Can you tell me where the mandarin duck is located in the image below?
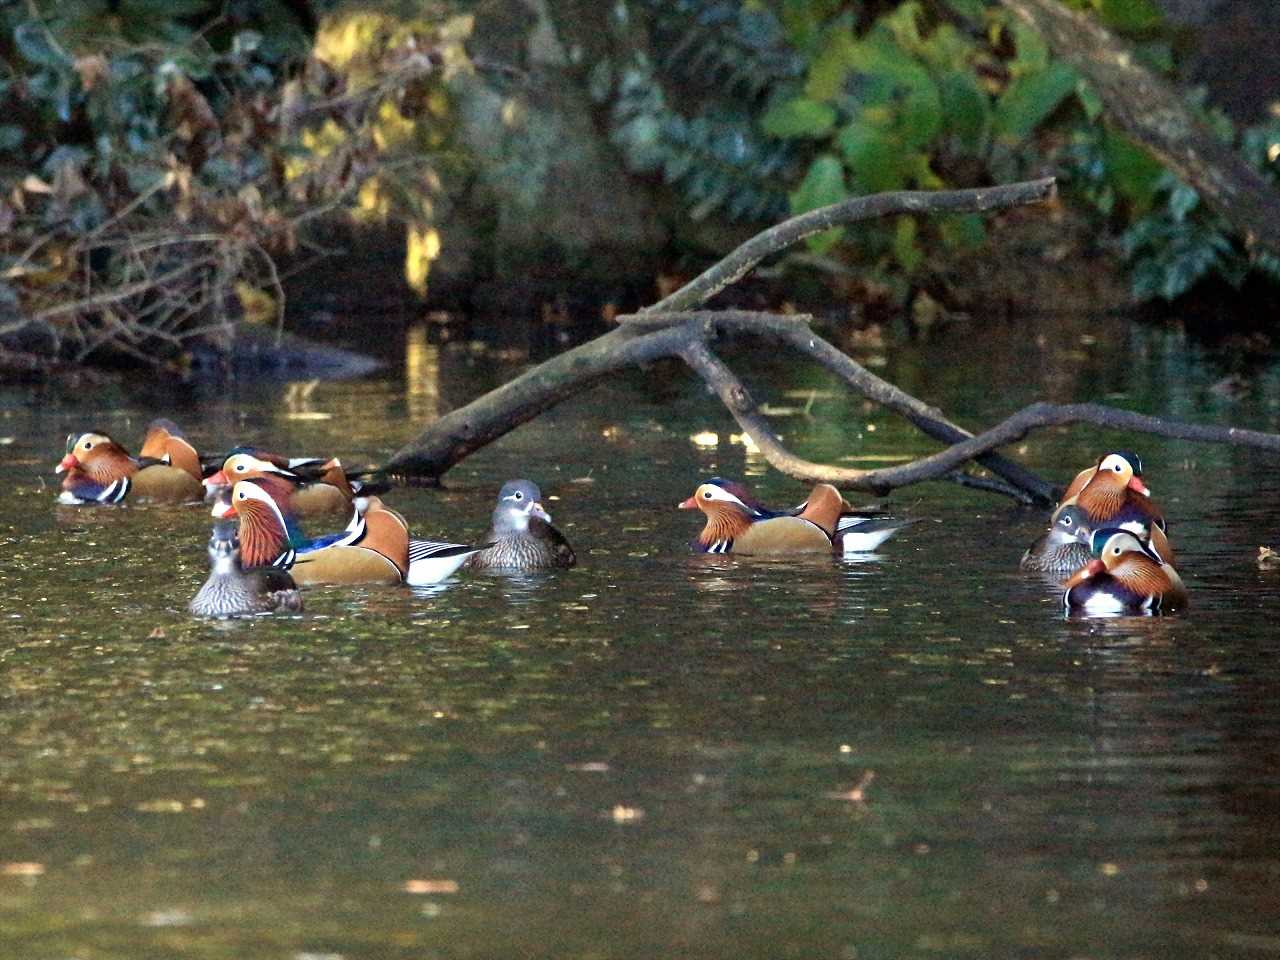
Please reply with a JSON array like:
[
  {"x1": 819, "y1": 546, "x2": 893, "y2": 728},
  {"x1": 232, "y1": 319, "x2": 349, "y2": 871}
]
[
  {"x1": 1063, "y1": 527, "x2": 1187, "y2": 615},
  {"x1": 679, "y1": 479, "x2": 910, "y2": 555},
  {"x1": 341, "y1": 492, "x2": 492, "y2": 586},
  {"x1": 216, "y1": 477, "x2": 408, "y2": 586},
  {"x1": 700, "y1": 477, "x2": 913, "y2": 554},
  {"x1": 204, "y1": 450, "x2": 390, "y2": 517},
  {"x1": 1019, "y1": 504, "x2": 1094, "y2": 574},
  {"x1": 55, "y1": 419, "x2": 204, "y2": 504},
  {"x1": 464, "y1": 480, "x2": 576, "y2": 572},
  {"x1": 189, "y1": 521, "x2": 303, "y2": 618},
  {"x1": 1024, "y1": 451, "x2": 1174, "y2": 569}
]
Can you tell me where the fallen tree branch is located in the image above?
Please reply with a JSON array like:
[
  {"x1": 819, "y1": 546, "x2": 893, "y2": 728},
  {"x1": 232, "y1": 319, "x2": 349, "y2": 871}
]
[
  {"x1": 998, "y1": 0, "x2": 1280, "y2": 255},
  {"x1": 647, "y1": 178, "x2": 1057, "y2": 312},
  {"x1": 385, "y1": 175, "x2": 1280, "y2": 502}
]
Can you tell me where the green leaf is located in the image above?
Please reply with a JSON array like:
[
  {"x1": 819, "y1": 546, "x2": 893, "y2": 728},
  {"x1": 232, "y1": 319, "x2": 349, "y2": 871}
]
[
  {"x1": 878, "y1": 2, "x2": 926, "y2": 54},
  {"x1": 939, "y1": 214, "x2": 987, "y2": 249},
  {"x1": 893, "y1": 215, "x2": 922, "y2": 272},
  {"x1": 0, "y1": 125, "x2": 24, "y2": 152},
  {"x1": 1097, "y1": 0, "x2": 1164, "y2": 32},
  {"x1": 1103, "y1": 131, "x2": 1164, "y2": 214},
  {"x1": 1008, "y1": 21, "x2": 1050, "y2": 76},
  {"x1": 1076, "y1": 80, "x2": 1104, "y2": 121},
  {"x1": 790, "y1": 153, "x2": 848, "y2": 253},
  {"x1": 994, "y1": 62, "x2": 1078, "y2": 143},
  {"x1": 940, "y1": 0, "x2": 987, "y2": 22},
  {"x1": 13, "y1": 22, "x2": 68, "y2": 69},
  {"x1": 897, "y1": 74, "x2": 944, "y2": 150},
  {"x1": 1134, "y1": 40, "x2": 1174, "y2": 73},
  {"x1": 761, "y1": 97, "x2": 837, "y2": 138},
  {"x1": 804, "y1": 26, "x2": 857, "y2": 101},
  {"x1": 836, "y1": 122, "x2": 906, "y2": 193},
  {"x1": 939, "y1": 71, "x2": 989, "y2": 149}
]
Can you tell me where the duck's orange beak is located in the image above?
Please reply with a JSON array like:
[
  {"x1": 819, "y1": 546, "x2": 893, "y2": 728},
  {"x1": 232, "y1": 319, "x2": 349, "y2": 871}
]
[
  {"x1": 55, "y1": 453, "x2": 78, "y2": 474},
  {"x1": 1063, "y1": 558, "x2": 1105, "y2": 589},
  {"x1": 204, "y1": 469, "x2": 229, "y2": 489},
  {"x1": 677, "y1": 495, "x2": 698, "y2": 510},
  {"x1": 1128, "y1": 475, "x2": 1150, "y2": 496}
]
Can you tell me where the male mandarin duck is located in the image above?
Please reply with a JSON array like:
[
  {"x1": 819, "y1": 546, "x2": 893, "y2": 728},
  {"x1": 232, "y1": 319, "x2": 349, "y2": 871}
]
[
  {"x1": 679, "y1": 478, "x2": 911, "y2": 555},
  {"x1": 204, "y1": 449, "x2": 390, "y2": 516},
  {"x1": 55, "y1": 419, "x2": 204, "y2": 504},
  {"x1": 464, "y1": 479, "x2": 576, "y2": 571},
  {"x1": 1023, "y1": 451, "x2": 1174, "y2": 569},
  {"x1": 1019, "y1": 504, "x2": 1094, "y2": 574},
  {"x1": 216, "y1": 477, "x2": 408, "y2": 586},
  {"x1": 1063, "y1": 527, "x2": 1187, "y2": 615},
  {"x1": 189, "y1": 521, "x2": 303, "y2": 618}
]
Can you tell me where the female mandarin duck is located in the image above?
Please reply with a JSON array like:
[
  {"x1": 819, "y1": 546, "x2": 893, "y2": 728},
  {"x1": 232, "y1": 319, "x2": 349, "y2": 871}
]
[
  {"x1": 1063, "y1": 527, "x2": 1187, "y2": 615},
  {"x1": 204, "y1": 450, "x2": 388, "y2": 517},
  {"x1": 1023, "y1": 451, "x2": 1174, "y2": 569},
  {"x1": 464, "y1": 479, "x2": 576, "y2": 571},
  {"x1": 679, "y1": 478, "x2": 910, "y2": 555},
  {"x1": 1019, "y1": 504, "x2": 1094, "y2": 574},
  {"x1": 189, "y1": 521, "x2": 303, "y2": 618},
  {"x1": 217, "y1": 477, "x2": 408, "y2": 586},
  {"x1": 55, "y1": 419, "x2": 204, "y2": 504}
]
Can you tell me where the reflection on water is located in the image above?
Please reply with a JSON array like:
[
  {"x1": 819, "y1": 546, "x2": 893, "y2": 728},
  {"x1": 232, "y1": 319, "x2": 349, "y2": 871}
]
[{"x1": 2, "y1": 315, "x2": 1280, "y2": 958}]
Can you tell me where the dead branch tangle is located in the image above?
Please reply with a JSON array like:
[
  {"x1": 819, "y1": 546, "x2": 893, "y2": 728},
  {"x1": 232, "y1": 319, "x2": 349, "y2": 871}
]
[{"x1": 385, "y1": 176, "x2": 1280, "y2": 504}]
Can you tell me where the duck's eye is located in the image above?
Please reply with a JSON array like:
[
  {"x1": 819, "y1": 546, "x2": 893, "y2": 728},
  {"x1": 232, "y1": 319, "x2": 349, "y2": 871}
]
[
  {"x1": 235, "y1": 463, "x2": 246, "y2": 472},
  {"x1": 1113, "y1": 546, "x2": 1122, "y2": 555},
  {"x1": 237, "y1": 490, "x2": 246, "y2": 500},
  {"x1": 1062, "y1": 516, "x2": 1072, "y2": 526},
  {"x1": 1113, "y1": 463, "x2": 1123, "y2": 472},
  {"x1": 513, "y1": 491, "x2": 524, "y2": 500},
  {"x1": 82, "y1": 441, "x2": 93, "y2": 451},
  {"x1": 703, "y1": 490, "x2": 713, "y2": 499}
]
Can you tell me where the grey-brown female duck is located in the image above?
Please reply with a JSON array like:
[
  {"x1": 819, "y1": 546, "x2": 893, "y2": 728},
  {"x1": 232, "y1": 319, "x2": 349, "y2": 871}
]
[
  {"x1": 1019, "y1": 504, "x2": 1094, "y2": 575},
  {"x1": 189, "y1": 522, "x2": 304, "y2": 618},
  {"x1": 465, "y1": 479, "x2": 576, "y2": 572}
]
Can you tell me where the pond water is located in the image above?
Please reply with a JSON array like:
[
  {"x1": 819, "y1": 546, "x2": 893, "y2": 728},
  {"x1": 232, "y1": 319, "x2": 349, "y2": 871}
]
[{"x1": 2, "y1": 312, "x2": 1280, "y2": 959}]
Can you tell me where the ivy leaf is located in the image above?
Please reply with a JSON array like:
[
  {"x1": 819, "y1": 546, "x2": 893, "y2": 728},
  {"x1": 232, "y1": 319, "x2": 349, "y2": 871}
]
[
  {"x1": 1098, "y1": 0, "x2": 1164, "y2": 33},
  {"x1": 940, "y1": 0, "x2": 987, "y2": 22},
  {"x1": 761, "y1": 97, "x2": 837, "y2": 138},
  {"x1": 804, "y1": 26, "x2": 857, "y2": 101},
  {"x1": 837, "y1": 122, "x2": 906, "y2": 193},
  {"x1": 893, "y1": 215, "x2": 922, "y2": 272},
  {"x1": 994, "y1": 62, "x2": 1078, "y2": 144},
  {"x1": 939, "y1": 71, "x2": 989, "y2": 149},
  {"x1": 790, "y1": 153, "x2": 848, "y2": 253},
  {"x1": 1103, "y1": 132, "x2": 1164, "y2": 214},
  {"x1": 13, "y1": 23, "x2": 68, "y2": 69},
  {"x1": 0, "y1": 126, "x2": 25, "y2": 152}
]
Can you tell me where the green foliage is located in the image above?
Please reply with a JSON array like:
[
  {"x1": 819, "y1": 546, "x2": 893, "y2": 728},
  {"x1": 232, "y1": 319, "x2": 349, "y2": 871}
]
[
  {"x1": 604, "y1": 0, "x2": 1279, "y2": 307},
  {"x1": 606, "y1": 3, "x2": 802, "y2": 223},
  {"x1": 1119, "y1": 117, "x2": 1280, "y2": 301}
]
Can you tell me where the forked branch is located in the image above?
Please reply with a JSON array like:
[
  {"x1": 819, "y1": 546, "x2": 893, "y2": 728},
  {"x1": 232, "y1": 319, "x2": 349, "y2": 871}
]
[{"x1": 385, "y1": 176, "x2": 1280, "y2": 502}]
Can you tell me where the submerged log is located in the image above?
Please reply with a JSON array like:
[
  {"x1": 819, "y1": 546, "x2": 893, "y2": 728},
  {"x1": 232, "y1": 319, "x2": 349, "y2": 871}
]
[{"x1": 384, "y1": 175, "x2": 1280, "y2": 503}]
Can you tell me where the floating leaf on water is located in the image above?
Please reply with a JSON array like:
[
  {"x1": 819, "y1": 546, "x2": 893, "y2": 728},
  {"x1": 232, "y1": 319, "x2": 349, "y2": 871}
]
[
  {"x1": 610, "y1": 804, "x2": 644, "y2": 823},
  {"x1": 1258, "y1": 546, "x2": 1279, "y2": 569},
  {"x1": 1, "y1": 862, "x2": 45, "y2": 876},
  {"x1": 690, "y1": 431, "x2": 718, "y2": 448},
  {"x1": 403, "y1": 879, "x2": 459, "y2": 894}
]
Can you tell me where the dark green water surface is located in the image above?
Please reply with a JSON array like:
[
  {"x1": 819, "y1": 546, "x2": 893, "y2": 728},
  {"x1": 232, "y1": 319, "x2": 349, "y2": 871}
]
[{"x1": 2, "y1": 317, "x2": 1280, "y2": 959}]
